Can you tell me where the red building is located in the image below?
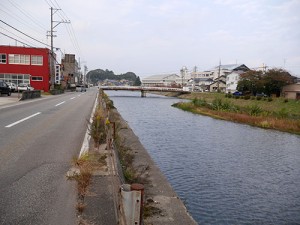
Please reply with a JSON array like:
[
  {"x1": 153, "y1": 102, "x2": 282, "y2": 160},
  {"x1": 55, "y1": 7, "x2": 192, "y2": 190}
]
[{"x1": 0, "y1": 45, "x2": 52, "y2": 92}]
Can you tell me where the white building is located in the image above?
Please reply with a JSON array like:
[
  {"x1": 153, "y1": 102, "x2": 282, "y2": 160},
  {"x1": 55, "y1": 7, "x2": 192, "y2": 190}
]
[
  {"x1": 142, "y1": 74, "x2": 180, "y2": 87},
  {"x1": 226, "y1": 70, "x2": 245, "y2": 93},
  {"x1": 210, "y1": 64, "x2": 249, "y2": 80}
]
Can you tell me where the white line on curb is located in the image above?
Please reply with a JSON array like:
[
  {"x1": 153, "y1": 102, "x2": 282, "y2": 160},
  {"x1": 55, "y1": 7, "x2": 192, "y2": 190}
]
[
  {"x1": 5, "y1": 112, "x2": 41, "y2": 128},
  {"x1": 79, "y1": 92, "x2": 98, "y2": 157}
]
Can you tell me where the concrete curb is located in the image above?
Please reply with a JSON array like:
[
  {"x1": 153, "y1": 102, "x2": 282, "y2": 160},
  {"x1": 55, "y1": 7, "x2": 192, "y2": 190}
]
[{"x1": 79, "y1": 92, "x2": 98, "y2": 158}]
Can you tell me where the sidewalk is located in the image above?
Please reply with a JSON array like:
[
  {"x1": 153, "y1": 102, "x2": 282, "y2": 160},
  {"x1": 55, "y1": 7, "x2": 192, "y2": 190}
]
[
  {"x1": 0, "y1": 93, "x2": 20, "y2": 106},
  {"x1": 80, "y1": 144, "x2": 119, "y2": 225}
]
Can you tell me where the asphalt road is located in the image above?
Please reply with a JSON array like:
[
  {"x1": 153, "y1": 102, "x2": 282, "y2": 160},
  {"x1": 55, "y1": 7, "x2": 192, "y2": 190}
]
[{"x1": 0, "y1": 89, "x2": 98, "y2": 225}]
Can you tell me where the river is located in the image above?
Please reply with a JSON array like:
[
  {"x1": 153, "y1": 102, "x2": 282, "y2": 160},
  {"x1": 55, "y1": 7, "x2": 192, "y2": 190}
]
[{"x1": 106, "y1": 91, "x2": 300, "y2": 225}]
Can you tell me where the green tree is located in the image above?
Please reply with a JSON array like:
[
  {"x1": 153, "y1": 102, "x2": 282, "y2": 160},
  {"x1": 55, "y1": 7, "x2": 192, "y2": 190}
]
[
  {"x1": 86, "y1": 69, "x2": 139, "y2": 85},
  {"x1": 263, "y1": 68, "x2": 294, "y2": 97},
  {"x1": 237, "y1": 70, "x2": 264, "y2": 95},
  {"x1": 133, "y1": 76, "x2": 141, "y2": 86}
]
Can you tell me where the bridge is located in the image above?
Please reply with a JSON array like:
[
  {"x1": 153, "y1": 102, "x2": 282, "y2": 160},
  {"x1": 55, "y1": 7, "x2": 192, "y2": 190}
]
[{"x1": 99, "y1": 86, "x2": 190, "y2": 97}]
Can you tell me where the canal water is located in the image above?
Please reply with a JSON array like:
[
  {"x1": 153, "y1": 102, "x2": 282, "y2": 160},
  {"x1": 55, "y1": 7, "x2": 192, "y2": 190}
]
[{"x1": 106, "y1": 91, "x2": 300, "y2": 225}]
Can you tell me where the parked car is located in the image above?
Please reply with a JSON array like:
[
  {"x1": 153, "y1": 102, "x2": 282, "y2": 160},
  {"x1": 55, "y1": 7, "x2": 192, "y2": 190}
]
[
  {"x1": 0, "y1": 80, "x2": 11, "y2": 96},
  {"x1": 232, "y1": 91, "x2": 242, "y2": 96},
  {"x1": 6, "y1": 82, "x2": 17, "y2": 92},
  {"x1": 17, "y1": 83, "x2": 34, "y2": 92},
  {"x1": 256, "y1": 93, "x2": 267, "y2": 97},
  {"x1": 76, "y1": 85, "x2": 86, "y2": 92}
]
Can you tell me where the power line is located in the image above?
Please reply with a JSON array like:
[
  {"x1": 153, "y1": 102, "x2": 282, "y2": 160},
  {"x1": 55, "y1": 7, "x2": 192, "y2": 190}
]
[
  {"x1": 1, "y1": 31, "x2": 36, "y2": 48},
  {"x1": 7, "y1": 0, "x2": 47, "y2": 32},
  {"x1": 43, "y1": 0, "x2": 84, "y2": 59},
  {"x1": 0, "y1": 4, "x2": 46, "y2": 37},
  {"x1": 0, "y1": 19, "x2": 53, "y2": 48},
  {"x1": 0, "y1": 31, "x2": 61, "y2": 65},
  {"x1": 0, "y1": 26, "x2": 38, "y2": 47}
]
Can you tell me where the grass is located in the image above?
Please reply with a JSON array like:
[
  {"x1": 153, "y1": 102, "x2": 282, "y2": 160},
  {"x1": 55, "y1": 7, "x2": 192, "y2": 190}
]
[
  {"x1": 174, "y1": 93, "x2": 300, "y2": 135},
  {"x1": 180, "y1": 92, "x2": 300, "y2": 118},
  {"x1": 68, "y1": 152, "x2": 107, "y2": 218},
  {"x1": 70, "y1": 153, "x2": 94, "y2": 199}
]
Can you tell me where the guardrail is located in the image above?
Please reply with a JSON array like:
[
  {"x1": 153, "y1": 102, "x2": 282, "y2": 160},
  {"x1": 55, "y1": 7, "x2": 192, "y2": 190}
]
[{"x1": 20, "y1": 90, "x2": 41, "y2": 100}]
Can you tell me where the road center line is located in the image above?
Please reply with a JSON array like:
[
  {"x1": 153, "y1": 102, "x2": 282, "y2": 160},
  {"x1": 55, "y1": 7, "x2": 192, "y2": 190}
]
[
  {"x1": 55, "y1": 101, "x2": 65, "y2": 107},
  {"x1": 5, "y1": 112, "x2": 41, "y2": 128}
]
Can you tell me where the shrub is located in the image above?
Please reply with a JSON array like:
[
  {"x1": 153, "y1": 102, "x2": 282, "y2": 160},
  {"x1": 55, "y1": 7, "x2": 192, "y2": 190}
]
[
  {"x1": 244, "y1": 95, "x2": 250, "y2": 100},
  {"x1": 250, "y1": 96, "x2": 255, "y2": 100},
  {"x1": 89, "y1": 109, "x2": 107, "y2": 147},
  {"x1": 268, "y1": 97, "x2": 273, "y2": 102},
  {"x1": 256, "y1": 96, "x2": 262, "y2": 100},
  {"x1": 284, "y1": 99, "x2": 289, "y2": 103},
  {"x1": 222, "y1": 101, "x2": 232, "y2": 111},
  {"x1": 276, "y1": 108, "x2": 289, "y2": 119},
  {"x1": 192, "y1": 98, "x2": 207, "y2": 107},
  {"x1": 212, "y1": 98, "x2": 223, "y2": 111},
  {"x1": 248, "y1": 104, "x2": 263, "y2": 116}
]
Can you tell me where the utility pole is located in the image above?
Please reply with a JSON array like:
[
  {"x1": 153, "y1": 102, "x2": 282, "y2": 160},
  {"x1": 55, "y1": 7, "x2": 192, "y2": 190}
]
[
  {"x1": 217, "y1": 60, "x2": 221, "y2": 92},
  {"x1": 84, "y1": 65, "x2": 88, "y2": 87},
  {"x1": 47, "y1": 7, "x2": 70, "y2": 90},
  {"x1": 180, "y1": 67, "x2": 184, "y2": 88}
]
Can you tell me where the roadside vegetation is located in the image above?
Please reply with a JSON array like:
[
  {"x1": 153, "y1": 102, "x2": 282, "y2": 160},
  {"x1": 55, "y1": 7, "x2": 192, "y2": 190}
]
[{"x1": 174, "y1": 92, "x2": 300, "y2": 135}]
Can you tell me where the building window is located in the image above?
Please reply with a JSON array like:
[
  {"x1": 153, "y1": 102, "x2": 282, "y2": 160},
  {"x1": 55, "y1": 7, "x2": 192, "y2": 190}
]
[
  {"x1": 32, "y1": 76, "x2": 43, "y2": 81},
  {"x1": 31, "y1": 55, "x2": 43, "y2": 65},
  {"x1": 20, "y1": 55, "x2": 30, "y2": 64},
  {"x1": 0, "y1": 54, "x2": 7, "y2": 64},
  {"x1": 9, "y1": 54, "x2": 20, "y2": 64},
  {"x1": 8, "y1": 54, "x2": 30, "y2": 65},
  {"x1": 0, "y1": 73, "x2": 30, "y2": 84}
]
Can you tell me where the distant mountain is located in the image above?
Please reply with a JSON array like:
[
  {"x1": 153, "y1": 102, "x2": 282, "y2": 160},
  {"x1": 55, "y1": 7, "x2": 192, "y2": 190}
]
[{"x1": 86, "y1": 69, "x2": 141, "y2": 86}]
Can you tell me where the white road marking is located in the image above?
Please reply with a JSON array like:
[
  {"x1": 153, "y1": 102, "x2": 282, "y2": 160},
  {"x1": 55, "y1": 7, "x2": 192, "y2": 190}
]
[
  {"x1": 55, "y1": 101, "x2": 65, "y2": 107},
  {"x1": 70, "y1": 97, "x2": 76, "y2": 100},
  {"x1": 5, "y1": 112, "x2": 41, "y2": 128}
]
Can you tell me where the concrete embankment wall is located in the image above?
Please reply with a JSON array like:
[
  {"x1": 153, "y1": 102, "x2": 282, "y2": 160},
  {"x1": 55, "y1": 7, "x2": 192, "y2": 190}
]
[{"x1": 110, "y1": 107, "x2": 198, "y2": 225}]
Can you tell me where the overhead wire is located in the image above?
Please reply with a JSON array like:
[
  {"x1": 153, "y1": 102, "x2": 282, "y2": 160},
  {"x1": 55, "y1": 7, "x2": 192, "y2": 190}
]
[
  {"x1": 45, "y1": 0, "x2": 84, "y2": 59},
  {"x1": 7, "y1": 0, "x2": 47, "y2": 33},
  {"x1": 0, "y1": 26, "x2": 38, "y2": 47},
  {"x1": 2, "y1": 0, "x2": 84, "y2": 64},
  {"x1": 0, "y1": 3, "x2": 46, "y2": 38},
  {"x1": 0, "y1": 20, "x2": 53, "y2": 48}
]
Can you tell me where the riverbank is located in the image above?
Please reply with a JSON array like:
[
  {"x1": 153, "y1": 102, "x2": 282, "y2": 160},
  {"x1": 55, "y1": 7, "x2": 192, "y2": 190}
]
[
  {"x1": 74, "y1": 91, "x2": 197, "y2": 225},
  {"x1": 170, "y1": 92, "x2": 300, "y2": 135},
  {"x1": 110, "y1": 106, "x2": 198, "y2": 225}
]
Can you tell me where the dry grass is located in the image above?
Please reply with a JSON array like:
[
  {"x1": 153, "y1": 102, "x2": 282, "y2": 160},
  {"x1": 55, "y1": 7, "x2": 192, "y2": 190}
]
[
  {"x1": 71, "y1": 154, "x2": 93, "y2": 198},
  {"x1": 76, "y1": 202, "x2": 87, "y2": 214},
  {"x1": 174, "y1": 102, "x2": 300, "y2": 135},
  {"x1": 180, "y1": 92, "x2": 300, "y2": 117}
]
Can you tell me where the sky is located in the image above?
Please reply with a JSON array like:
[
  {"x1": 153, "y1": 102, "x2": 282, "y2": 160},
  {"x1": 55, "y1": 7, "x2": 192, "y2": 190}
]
[{"x1": 1, "y1": 0, "x2": 300, "y2": 78}]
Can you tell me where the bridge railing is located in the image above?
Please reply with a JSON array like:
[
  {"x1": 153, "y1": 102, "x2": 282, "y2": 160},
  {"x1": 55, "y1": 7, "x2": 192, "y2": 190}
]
[{"x1": 99, "y1": 86, "x2": 187, "y2": 92}]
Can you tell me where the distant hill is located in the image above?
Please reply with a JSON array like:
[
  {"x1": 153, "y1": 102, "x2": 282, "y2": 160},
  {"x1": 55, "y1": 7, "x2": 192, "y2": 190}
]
[{"x1": 86, "y1": 69, "x2": 141, "y2": 86}]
